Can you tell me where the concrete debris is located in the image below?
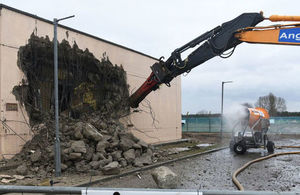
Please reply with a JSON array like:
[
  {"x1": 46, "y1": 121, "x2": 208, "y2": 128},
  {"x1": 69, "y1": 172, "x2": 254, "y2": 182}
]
[
  {"x1": 0, "y1": 175, "x2": 25, "y2": 183},
  {"x1": 119, "y1": 158, "x2": 128, "y2": 168},
  {"x1": 7, "y1": 118, "x2": 154, "y2": 177},
  {"x1": 134, "y1": 152, "x2": 152, "y2": 167},
  {"x1": 123, "y1": 149, "x2": 136, "y2": 163},
  {"x1": 151, "y1": 166, "x2": 179, "y2": 189},
  {"x1": 89, "y1": 161, "x2": 101, "y2": 170},
  {"x1": 30, "y1": 148, "x2": 42, "y2": 162},
  {"x1": 138, "y1": 140, "x2": 149, "y2": 151},
  {"x1": 119, "y1": 137, "x2": 136, "y2": 151},
  {"x1": 196, "y1": 143, "x2": 213, "y2": 147},
  {"x1": 16, "y1": 165, "x2": 28, "y2": 175},
  {"x1": 1, "y1": 34, "x2": 155, "y2": 179},
  {"x1": 96, "y1": 140, "x2": 110, "y2": 153},
  {"x1": 69, "y1": 152, "x2": 82, "y2": 160},
  {"x1": 74, "y1": 122, "x2": 84, "y2": 140},
  {"x1": 61, "y1": 163, "x2": 68, "y2": 171},
  {"x1": 1, "y1": 178, "x2": 17, "y2": 184},
  {"x1": 0, "y1": 174, "x2": 13, "y2": 179},
  {"x1": 71, "y1": 141, "x2": 87, "y2": 154},
  {"x1": 13, "y1": 175, "x2": 25, "y2": 180},
  {"x1": 102, "y1": 161, "x2": 120, "y2": 175},
  {"x1": 83, "y1": 123, "x2": 103, "y2": 141},
  {"x1": 111, "y1": 150, "x2": 122, "y2": 161}
]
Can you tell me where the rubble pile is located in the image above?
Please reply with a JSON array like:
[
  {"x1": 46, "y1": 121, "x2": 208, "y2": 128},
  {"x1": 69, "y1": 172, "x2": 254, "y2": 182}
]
[
  {"x1": 11, "y1": 114, "x2": 153, "y2": 177},
  {"x1": 5, "y1": 34, "x2": 154, "y2": 178}
]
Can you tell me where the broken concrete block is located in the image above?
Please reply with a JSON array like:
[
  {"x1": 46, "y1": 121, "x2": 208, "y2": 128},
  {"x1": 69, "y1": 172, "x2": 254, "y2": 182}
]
[
  {"x1": 110, "y1": 136, "x2": 120, "y2": 148},
  {"x1": 134, "y1": 153, "x2": 152, "y2": 167},
  {"x1": 119, "y1": 132, "x2": 139, "y2": 143},
  {"x1": 75, "y1": 161, "x2": 90, "y2": 172},
  {"x1": 135, "y1": 149, "x2": 142, "y2": 158},
  {"x1": 138, "y1": 140, "x2": 149, "y2": 151},
  {"x1": 96, "y1": 140, "x2": 110, "y2": 153},
  {"x1": 13, "y1": 175, "x2": 25, "y2": 180},
  {"x1": 119, "y1": 158, "x2": 127, "y2": 167},
  {"x1": 151, "y1": 166, "x2": 179, "y2": 189},
  {"x1": 92, "y1": 152, "x2": 104, "y2": 161},
  {"x1": 63, "y1": 148, "x2": 72, "y2": 154},
  {"x1": 84, "y1": 146, "x2": 94, "y2": 161},
  {"x1": 16, "y1": 164, "x2": 28, "y2": 175},
  {"x1": 133, "y1": 143, "x2": 142, "y2": 149},
  {"x1": 74, "y1": 129, "x2": 83, "y2": 140},
  {"x1": 30, "y1": 148, "x2": 42, "y2": 162},
  {"x1": 73, "y1": 122, "x2": 84, "y2": 139},
  {"x1": 71, "y1": 140, "x2": 87, "y2": 153},
  {"x1": 102, "y1": 161, "x2": 120, "y2": 175},
  {"x1": 1, "y1": 178, "x2": 17, "y2": 184},
  {"x1": 111, "y1": 150, "x2": 122, "y2": 161},
  {"x1": 69, "y1": 152, "x2": 82, "y2": 160},
  {"x1": 123, "y1": 149, "x2": 135, "y2": 163},
  {"x1": 83, "y1": 123, "x2": 103, "y2": 141},
  {"x1": 0, "y1": 175, "x2": 13, "y2": 179},
  {"x1": 89, "y1": 161, "x2": 101, "y2": 169},
  {"x1": 102, "y1": 135, "x2": 112, "y2": 141},
  {"x1": 119, "y1": 137, "x2": 135, "y2": 151}
]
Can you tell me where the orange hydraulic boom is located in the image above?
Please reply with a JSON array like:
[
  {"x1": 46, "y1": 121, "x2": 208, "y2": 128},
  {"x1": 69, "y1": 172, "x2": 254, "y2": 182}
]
[{"x1": 129, "y1": 13, "x2": 300, "y2": 108}]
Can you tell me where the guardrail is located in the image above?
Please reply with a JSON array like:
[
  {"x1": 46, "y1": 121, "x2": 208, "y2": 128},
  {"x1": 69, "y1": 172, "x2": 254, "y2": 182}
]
[{"x1": 0, "y1": 185, "x2": 299, "y2": 195}]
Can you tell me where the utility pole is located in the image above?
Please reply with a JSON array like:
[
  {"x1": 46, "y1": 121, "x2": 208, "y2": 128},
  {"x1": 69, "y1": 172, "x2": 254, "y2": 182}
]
[
  {"x1": 220, "y1": 81, "x2": 233, "y2": 138},
  {"x1": 53, "y1": 15, "x2": 74, "y2": 177}
]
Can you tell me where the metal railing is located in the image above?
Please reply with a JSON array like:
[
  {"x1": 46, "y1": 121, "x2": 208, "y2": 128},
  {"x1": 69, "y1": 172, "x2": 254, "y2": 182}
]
[{"x1": 0, "y1": 185, "x2": 298, "y2": 195}]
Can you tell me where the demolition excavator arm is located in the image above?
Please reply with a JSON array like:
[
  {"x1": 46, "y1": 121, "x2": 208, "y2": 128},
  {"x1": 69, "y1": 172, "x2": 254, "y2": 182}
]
[{"x1": 129, "y1": 12, "x2": 300, "y2": 108}]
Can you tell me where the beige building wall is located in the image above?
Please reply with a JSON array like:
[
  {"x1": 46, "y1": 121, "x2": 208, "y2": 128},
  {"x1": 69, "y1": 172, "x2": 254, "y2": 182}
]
[{"x1": 0, "y1": 5, "x2": 181, "y2": 158}]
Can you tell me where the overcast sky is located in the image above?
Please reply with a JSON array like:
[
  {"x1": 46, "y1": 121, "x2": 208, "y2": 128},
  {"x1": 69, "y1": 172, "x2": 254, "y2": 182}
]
[{"x1": 2, "y1": 0, "x2": 300, "y2": 114}]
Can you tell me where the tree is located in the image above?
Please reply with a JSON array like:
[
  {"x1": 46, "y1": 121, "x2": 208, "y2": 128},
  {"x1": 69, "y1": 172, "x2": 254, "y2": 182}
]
[
  {"x1": 241, "y1": 102, "x2": 253, "y2": 108},
  {"x1": 196, "y1": 110, "x2": 209, "y2": 115},
  {"x1": 255, "y1": 93, "x2": 287, "y2": 116}
]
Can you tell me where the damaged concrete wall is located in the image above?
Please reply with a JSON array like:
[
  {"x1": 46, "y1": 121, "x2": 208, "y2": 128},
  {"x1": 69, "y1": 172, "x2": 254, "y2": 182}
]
[
  {"x1": 15, "y1": 34, "x2": 129, "y2": 124},
  {"x1": 0, "y1": 5, "x2": 181, "y2": 158}
]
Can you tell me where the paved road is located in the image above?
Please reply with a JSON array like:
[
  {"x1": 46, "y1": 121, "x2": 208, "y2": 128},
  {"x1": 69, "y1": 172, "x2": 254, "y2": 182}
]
[{"x1": 92, "y1": 138, "x2": 300, "y2": 191}]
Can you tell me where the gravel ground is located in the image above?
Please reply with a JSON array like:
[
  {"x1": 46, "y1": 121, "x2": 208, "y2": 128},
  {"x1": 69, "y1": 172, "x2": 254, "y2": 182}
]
[{"x1": 91, "y1": 138, "x2": 300, "y2": 192}]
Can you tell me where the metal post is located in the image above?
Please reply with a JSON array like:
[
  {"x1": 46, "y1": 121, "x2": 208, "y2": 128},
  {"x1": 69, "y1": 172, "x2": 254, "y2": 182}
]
[
  {"x1": 186, "y1": 112, "x2": 189, "y2": 132},
  {"x1": 220, "y1": 81, "x2": 233, "y2": 138},
  {"x1": 53, "y1": 18, "x2": 61, "y2": 177},
  {"x1": 53, "y1": 15, "x2": 74, "y2": 177},
  {"x1": 220, "y1": 82, "x2": 224, "y2": 137},
  {"x1": 208, "y1": 111, "x2": 211, "y2": 132}
]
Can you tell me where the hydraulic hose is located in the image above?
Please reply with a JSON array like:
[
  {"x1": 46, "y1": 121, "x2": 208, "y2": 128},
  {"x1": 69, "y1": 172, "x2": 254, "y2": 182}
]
[{"x1": 232, "y1": 146, "x2": 300, "y2": 191}]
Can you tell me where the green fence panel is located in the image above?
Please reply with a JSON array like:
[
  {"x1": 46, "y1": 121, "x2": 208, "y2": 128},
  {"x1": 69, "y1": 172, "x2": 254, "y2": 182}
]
[{"x1": 182, "y1": 116, "x2": 300, "y2": 134}]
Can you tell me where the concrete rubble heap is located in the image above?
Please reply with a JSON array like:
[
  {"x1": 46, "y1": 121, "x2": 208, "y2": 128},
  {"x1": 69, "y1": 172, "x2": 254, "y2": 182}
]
[
  {"x1": 5, "y1": 34, "x2": 154, "y2": 177},
  {"x1": 11, "y1": 115, "x2": 153, "y2": 177}
]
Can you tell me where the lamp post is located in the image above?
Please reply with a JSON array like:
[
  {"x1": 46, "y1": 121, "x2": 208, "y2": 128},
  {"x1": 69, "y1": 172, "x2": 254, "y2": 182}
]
[
  {"x1": 53, "y1": 15, "x2": 74, "y2": 177},
  {"x1": 220, "y1": 81, "x2": 233, "y2": 138}
]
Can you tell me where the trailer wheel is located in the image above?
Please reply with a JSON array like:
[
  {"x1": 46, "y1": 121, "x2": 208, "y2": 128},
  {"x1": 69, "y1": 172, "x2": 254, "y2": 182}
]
[
  {"x1": 233, "y1": 141, "x2": 246, "y2": 154},
  {"x1": 267, "y1": 141, "x2": 275, "y2": 153}
]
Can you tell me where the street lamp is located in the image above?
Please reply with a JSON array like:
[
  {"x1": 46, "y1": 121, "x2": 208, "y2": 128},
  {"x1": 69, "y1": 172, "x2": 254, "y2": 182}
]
[
  {"x1": 220, "y1": 81, "x2": 233, "y2": 138},
  {"x1": 53, "y1": 15, "x2": 74, "y2": 177}
]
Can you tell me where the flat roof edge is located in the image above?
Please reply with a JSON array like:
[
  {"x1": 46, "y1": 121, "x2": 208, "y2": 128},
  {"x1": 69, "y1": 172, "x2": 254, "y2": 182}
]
[{"x1": 0, "y1": 3, "x2": 158, "y2": 61}]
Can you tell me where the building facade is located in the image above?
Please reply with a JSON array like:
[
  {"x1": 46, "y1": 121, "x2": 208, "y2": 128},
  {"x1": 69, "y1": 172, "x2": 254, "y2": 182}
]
[{"x1": 0, "y1": 4, "x2": 181, "y2": 159}]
